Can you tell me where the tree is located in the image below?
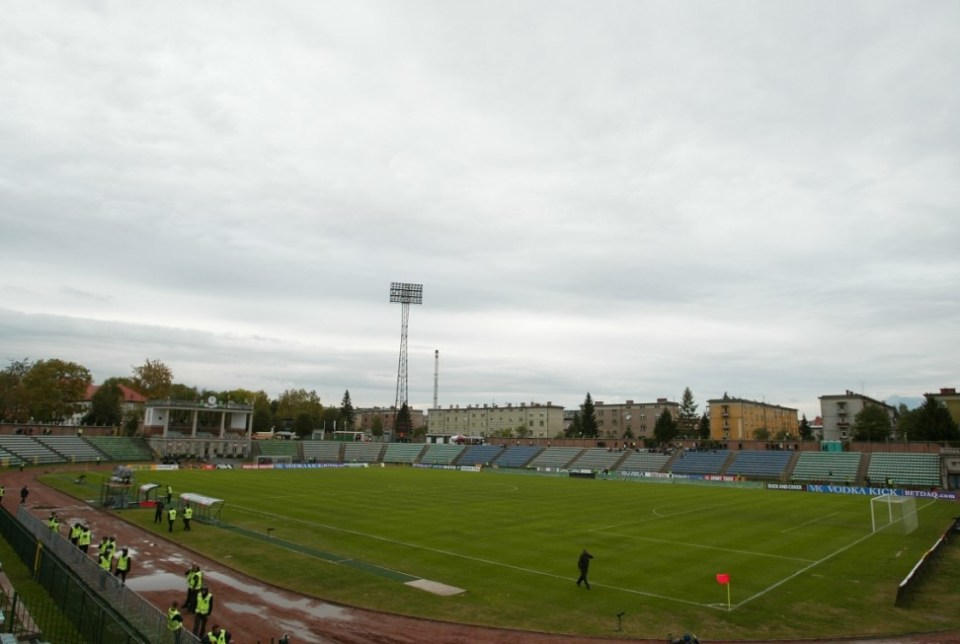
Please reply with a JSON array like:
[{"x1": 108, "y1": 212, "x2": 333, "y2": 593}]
[
  {"x1": 293, "y1": 412, "x2": 315, "y2": 437},
  {"x1": 798, "y1": 414, "x2": 813, "y2": 440},
  {"x1": 169, "y1": 383, "x2": 198, "y2": 401},
  {"x1": 579, "y1": 393, "x2": 598, "y2": 438},
  {"x1": 371, "y1": 415, "x2": 384, "y2": 441},
  {"x1": 22, "y1": 359, "x2": 92, "y2": 422},
  {"x1": 698, "y1": 413, "x2": 711, "y2": 440},
  {"x1": 0, "y1": 358, "x2": 32, "y2": 422},
  {"x1": 678, "y1": 387, "x2": 699, "y2": 437},
  {"x1": 753, "y1": 427, "x2": 770, "y2": 441},
  {"x1": 131, "y1": 359, "x2": 173, "y2": 400},
  {"x1": 653, "y1": 409, "x2": 678, "y2": 445},
  {"x1": 339, "y1": 390, "x2": 355, "y2": 430},
  {"x1": 275, "y1": 388, "x2": 323, "y2": 435},
  {"x1": 84, "y1": 379, "x2": 124, "y2": 426},
  {"x1": 395, "y1": 403, "x2": 413, "y2": 440},
  {"x1": 852, "y1": 405, "x2": 892, "y2": 442},
  {"x1": 907, "y1": 395, "x2": 959, "y2": 441},
  {"x1": 565, "y1": 412, "x2": 582, "y2": 438}
]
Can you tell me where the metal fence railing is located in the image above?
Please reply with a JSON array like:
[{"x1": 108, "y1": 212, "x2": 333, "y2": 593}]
[
  {"x1": 5, "y1": 506, "x2": 201, "y2": 644},
  {"x1": 895, "y1": 516, "x2": 960, "y2": 606}
]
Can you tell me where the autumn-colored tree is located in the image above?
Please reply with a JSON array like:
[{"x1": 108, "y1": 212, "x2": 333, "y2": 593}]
[
  {"x1": 131, "y1": 359, "x2": 173, "y2": 400},
  {"x1": 22, "y1": 359, "x2": 92, "y2": 422},
  {"x1": 0, "y1": 358, "x2": 33, "y2": 422}
]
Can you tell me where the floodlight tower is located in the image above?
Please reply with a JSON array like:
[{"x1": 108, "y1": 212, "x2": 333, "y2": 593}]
[{"x1": 389, "y1": 282, "x2": 423, "y2": 412}]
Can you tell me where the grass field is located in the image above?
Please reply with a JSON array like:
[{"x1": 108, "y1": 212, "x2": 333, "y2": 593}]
[{"x1": 47, "y1": 466, "x2": 960, "y2": 640}]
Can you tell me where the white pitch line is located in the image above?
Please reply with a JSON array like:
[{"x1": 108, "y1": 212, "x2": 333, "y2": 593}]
[
  {"x1": 230, "y1": 503, "x2": 715, "y2": 607},
  {"x1": 780, "y1": 511, "x2": 840, "y2": 534},
  {"x1": 734, "y1": 499, "x2": 941, "y2": 610},
  {"x1": 597, "y1": 531, "x2": 817, "y2": 563}
]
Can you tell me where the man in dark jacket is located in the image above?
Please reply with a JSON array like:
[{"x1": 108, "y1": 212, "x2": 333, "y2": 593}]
[{"x1": 576, "y1": 549, "x2": 593, "y2": 589}]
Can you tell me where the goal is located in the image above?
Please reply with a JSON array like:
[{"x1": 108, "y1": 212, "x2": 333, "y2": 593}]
[
  {"x1": 255, "y1": 455, "x2": 293, "y2": 468},
  {"x1": 870, "y1": 494, "x2": 918, "y2": 534}
]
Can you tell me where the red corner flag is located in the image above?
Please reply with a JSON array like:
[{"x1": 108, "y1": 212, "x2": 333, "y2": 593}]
[{"x1": 716, "y1": 573, "x2": 730, "y2": 585}]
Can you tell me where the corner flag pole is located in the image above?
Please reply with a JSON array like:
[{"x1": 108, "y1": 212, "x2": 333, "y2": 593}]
[{"x1": 716, "y1": 573, "x2": 731, "y2": 611}]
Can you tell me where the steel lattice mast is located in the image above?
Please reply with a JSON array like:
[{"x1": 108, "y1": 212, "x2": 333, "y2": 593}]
[{"x1": 389, "y1": 282, "x2": 423, "y2": 412}]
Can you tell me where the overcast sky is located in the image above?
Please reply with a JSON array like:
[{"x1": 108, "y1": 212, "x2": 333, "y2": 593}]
[{"x1": 2, "y1": 1, "x2": 957, "y2": 420}]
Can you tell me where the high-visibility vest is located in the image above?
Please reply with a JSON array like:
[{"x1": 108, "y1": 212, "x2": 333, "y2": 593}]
[
  {"x1": 79, "y1": 529, "x2": 91, "y2": 546},
  {"x1": 116, "y1": 554, "x2": 130, "y2": 571},
  {"x1": 70, "y1": 525, "x2": 81, "y2": 540},
  {"x1": 167, "y1": 607, "x2": 182, "y2": 631},
  {"x1": 206, "y1": 630, "x2": 228, "y2": 644},
  {"x1": 99, "y1": 553, "x2": 111, "y2": 571},
  {"x1": 168, "y1": 508, "x2": 177, "y2": 521},
  {"x1": 190, "y1": 570, "x2": 204, "y2": 590},
  {"x1": 105, "y1": 539, "x2": 117, "y2": 558},
  {"x1": 184, "y1": 507, "x2": 193, "y2": 520},
  {"x1": 48, "y1": 517, "x2": 59, "y2": 531},
  {"x1": 195, "y1": 591, "x2": 212, "y2": 615}
]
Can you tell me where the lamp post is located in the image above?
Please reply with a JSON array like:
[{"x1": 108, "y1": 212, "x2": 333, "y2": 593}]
[{"x1": 389, "y1": 281, "x2": 423, "y2": 416}]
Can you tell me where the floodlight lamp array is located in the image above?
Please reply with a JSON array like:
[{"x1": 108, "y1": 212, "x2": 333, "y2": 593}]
[{"x1": 389, "y1": 282, "x2": 423, "y2": 304}]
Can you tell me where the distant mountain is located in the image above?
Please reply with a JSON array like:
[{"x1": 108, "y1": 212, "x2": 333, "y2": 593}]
[{"x1": 885, "y1": 395, "x2": 924, "y2": 410}]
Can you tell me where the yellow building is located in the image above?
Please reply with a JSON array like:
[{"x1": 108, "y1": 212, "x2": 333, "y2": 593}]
[
  {"x1": 708, "y1": 396, "x2": 798, "y2": 442},
  {"x1": 427, "y1": 402, "x2": 564, "y2": 440},
  {"x1": 929, "y1": 387, "x2": 960, "y2": 426}
]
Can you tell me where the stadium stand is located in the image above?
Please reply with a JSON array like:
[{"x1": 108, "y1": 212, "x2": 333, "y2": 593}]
[
  {"x1": 255, "y1": 440, "x2": 300, "y2": 460},
  {"x1": 791, "y1": 452, "x2": 862, "y2": 483},
  {"x1": 0, "y1": 435, "x2": 63, "y2": 465},
  {"x1": 867, "y1": 453, "x2": 941, "y2": 488},
  {"x1": 0, "y1": 444, "x2": 23, "y2": 467},
  {"x1": 568, "y1": 448, "x2": 625, "y2": 471},
  {"x1": 493, "y1": 445, "x2": 542, "y2": 468},
  {"x1": 86, "y1": 436, "x2": 153, "y2": 461},
  {"x1": 343, "y1": 442, "x2": 385, "y2": 463},
  {"x1": 301, "y1": 441, "x2": 343, "y2": 463},
  {"x1": 36, "y1": 435, "x2": 106, "y2": 463},
  {"x1": 383, "y1": 443, "x2": 426, "y2": 464},
  {"x1": 527, "y1": 447, "x2": 584, "y2": 469},
  {"x1": 668, "y1": 450, "x2": 731, "y2": 476},
  {"x1": 419, "y1": 444, "x2": 465, "y2": 465},
  {"x1": 457, "y1": 444, "x2": 506, "y2": 466},
  {"x1": 615, "y1": 451, "x2": 671, "y2": 473},
  {"x1": 725, "y1": 450, "x2": 794, "y2": 480}
]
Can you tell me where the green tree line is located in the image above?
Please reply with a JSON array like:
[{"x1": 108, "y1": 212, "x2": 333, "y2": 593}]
[{"x1": 0, "y1": 357, "x2": 361, "y2": 438}]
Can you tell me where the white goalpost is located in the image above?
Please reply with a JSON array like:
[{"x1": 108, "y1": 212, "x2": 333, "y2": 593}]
[{"x1": 870, "y1": 493, "x2": 918, "y2": 534}]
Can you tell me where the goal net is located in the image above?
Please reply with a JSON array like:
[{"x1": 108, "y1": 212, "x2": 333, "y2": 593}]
[
  {"x1": 871, "y1": 494, "x2": 918, "y2": 534},
  {"x1": 255, "y1": 455, "x2": 293, "y2": 468}
]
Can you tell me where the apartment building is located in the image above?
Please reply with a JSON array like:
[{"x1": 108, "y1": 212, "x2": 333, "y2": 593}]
[
  {"x1": 708, "y1": 395, "x2": 798, "y2": 441},
  {"x1": 427, "y1": 402, "x2": 564, "y2": 439},
  {"x1": 591, "y1": 398, "x2": 681, "y2": 441},
  {"x1": 818, "y1": 390, "x2": 896, "y2": 441}
]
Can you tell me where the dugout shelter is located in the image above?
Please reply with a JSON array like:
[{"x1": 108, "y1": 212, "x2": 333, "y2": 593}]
[
  {"x1": 178, "y1": 492, "x2": 225, "y2": 525},
  {"x1": 137, "y1": 483, "x2": 163, "y2": 506}
]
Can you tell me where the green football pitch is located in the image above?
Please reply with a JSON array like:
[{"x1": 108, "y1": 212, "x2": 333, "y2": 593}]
[{"x1": 64, "y1": 466, "x2": 960, "y2": 639}]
